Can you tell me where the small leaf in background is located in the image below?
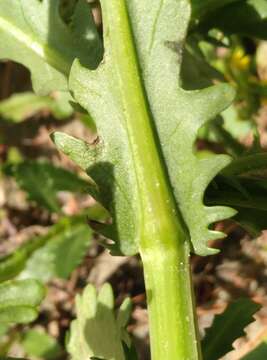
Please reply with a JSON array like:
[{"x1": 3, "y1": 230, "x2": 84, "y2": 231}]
[
  {"x1": 21, "y1": 329, "x2": 63, "y2": 360},
  {"x1": 234, "y1": 208, "x2": 267, "y2": 237},
  {"x1": 0, "y1": 206, "x2": 105, "y2": 283},
  {"x1": 196, "y1": 0, "x2": 267, "y2": 40},
  {"x1": 221, "y1": 153, "x2": 267, "y2": 178},
  {"x1": 206, "y1": 152, "x2": 267, "y2": 236},
  {"x1": 20, "y1": 215, "x2": 92, "y2": 282},
  {"x1": 191, "y1": 0, "x2": 240, "y2": 20},
  {"x1": 202, "y1": 298, "x2": 261, "y2": 360},
  {"x1": 68, "y1": 283, "x2": 134, "y2": 360},
  {"x1": 0, "y1": 279, "x2": 45, "y2": 324},
  {"x1": 4, "y1": 160, "x2": 92, "y2": 213},
  {"x1": 0, "y1": 92, "x2": 73, "y2": 123}
]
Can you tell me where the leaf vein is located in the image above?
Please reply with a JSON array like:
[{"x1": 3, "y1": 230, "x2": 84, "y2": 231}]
[{"x1": 148, "y1": 0, "x2": 165, "y2": 55}]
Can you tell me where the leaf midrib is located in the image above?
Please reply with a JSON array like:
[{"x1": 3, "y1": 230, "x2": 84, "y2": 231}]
[
  {"x1": 0, "y1": 15, "x2": 70, "y2": 75},
  {"x1": 102, "y1": 0, "x2": 187, "y2": 252}
]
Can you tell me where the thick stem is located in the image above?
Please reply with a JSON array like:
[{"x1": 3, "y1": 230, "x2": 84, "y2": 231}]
[
  {"x1": 101, "y1": 1, "x2": 202, "y2": 358},
  {"x1": 141, "y1": 241, "x2": 201, "y2": 360}
]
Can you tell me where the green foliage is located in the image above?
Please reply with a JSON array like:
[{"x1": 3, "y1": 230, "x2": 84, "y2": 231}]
[
  {"x1": 4, "y1": 160, "x2": 92, "y2": 212},
  {"x1": 0, "y1": 279, "x2": 44, "y2": 324},
  {"x1": 20, "y1": 214, "x2": 92, "y2": 281},
  {"x1": 0, "y1": 0, "x2": 102, "y2": 95},
  {"x1": 2, "y1": 0, "x2": 241, "y2": 254},
  {"x1": 202, "y1": 298, "x2": 261, "y2": 360},
  {"x1": 53, "y1": 0, "x2": 236, "y2": 256},
  {"x1": 196, "y1": 0, "x2": 267, "y2": 39},
  {"x1": 1, "y1": 0, "x2": 267, "y2": 359},
  {"x1": 191, "y1": 0, "x2": 240, "y2": 20},
  {"x1": 0, "y1": 92, "x2": 72, "y2": 122},
  {"x1": 21, "y1": 329, "x2": 62, "y2": 359},
  {"x1": 68, "y1": 283, "x2": 135, "y2": 360},
  {"x1": 0, "y1": 214, "x2": 92, "y2": 282},
  {"x1": 206, "y1": 153, "x2": 267, "y2": 235}
]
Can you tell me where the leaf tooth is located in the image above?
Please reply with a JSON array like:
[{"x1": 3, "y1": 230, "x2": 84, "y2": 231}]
[
  {"x1": 81, "y1": 284, "x2": 97, "y2": 316},
  {"x1": 98, "y1": 283, "x2": 114, "y2": 309},
  {"x1": 206, "y1": 205, "x2": 237, "y2": 224},
  {"x1": 193, "y1": 238, "x2": 220, "y2": 256},
  {"x1": 195, "y1": 229, "x2": 229, "y2": 256},
  {"x1": 209, "y1": 229, "x2": 229, "y2": 242},
  {"x1": 191, "y1": 206, "x2": 236, "y2": 256},
  {"x1": 51, "y1": 131, "x2": 101, "y2": 171}
]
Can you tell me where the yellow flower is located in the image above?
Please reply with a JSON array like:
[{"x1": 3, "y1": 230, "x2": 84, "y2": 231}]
[{"x1": 231, "y1": 48, "x2": 251, "y2": 70}]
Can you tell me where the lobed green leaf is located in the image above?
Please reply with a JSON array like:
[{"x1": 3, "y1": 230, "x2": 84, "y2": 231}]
[
  {"x1": 1, "y1": 0, "x2": 238, "y2": 255},
  {"x1": 68, "y1": 283, "x2": 135, "y2": 360},
  {"x1": 58, "y1": 0, "x2": 236, "y2": 255}
]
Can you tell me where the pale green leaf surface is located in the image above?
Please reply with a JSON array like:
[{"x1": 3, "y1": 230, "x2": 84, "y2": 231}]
[
  {"x1": 0, "y1": 279, "x2": 44, "y2": 324},
  {"x1": 68, "y1": 283, "x2": 133, "y2": 360},
  {"x1": 202, "y1": 298, "x2": 261, "y2": 360},
  {"x1": 0, "y1": 0, "x2": 102, "y2": 94},
  {"x1": 56, "y1": 0, "x2": 237, "y2": 255},
  {"x1": 0, "y1": 92, "x2": 72, "y2": 122}
]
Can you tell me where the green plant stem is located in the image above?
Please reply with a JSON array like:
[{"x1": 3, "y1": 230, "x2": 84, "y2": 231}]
[
  {"x1": 141, "y1": 242, "x2": 201, "y2": 360},
  {"x1": 102, "y1": 1, "x2": 202, "y2": 359}
]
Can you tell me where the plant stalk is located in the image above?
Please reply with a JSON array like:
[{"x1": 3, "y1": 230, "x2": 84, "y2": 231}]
[
  {"x1": 140, "y1": 241, "x2": 201, "y2": 360},
  {"x1": 102, "y1": 1, "x2": 202, "y2": 358}
]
